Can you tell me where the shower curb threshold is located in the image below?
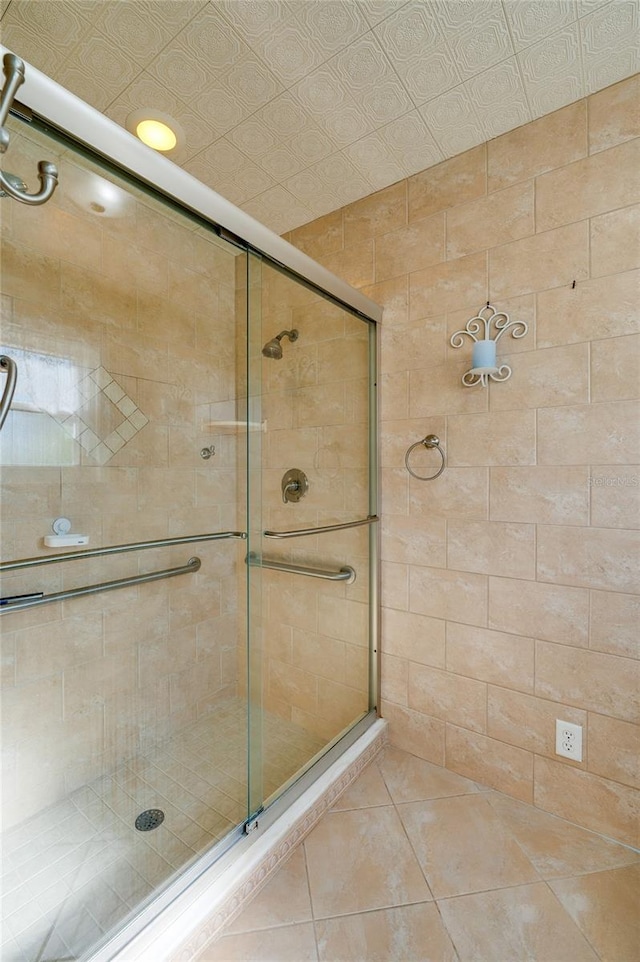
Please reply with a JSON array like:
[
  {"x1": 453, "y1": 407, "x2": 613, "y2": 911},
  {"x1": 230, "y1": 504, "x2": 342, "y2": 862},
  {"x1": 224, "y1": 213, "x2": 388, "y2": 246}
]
[{"x1": 106, "y1": 718, "x2": 387, "y2": 962}]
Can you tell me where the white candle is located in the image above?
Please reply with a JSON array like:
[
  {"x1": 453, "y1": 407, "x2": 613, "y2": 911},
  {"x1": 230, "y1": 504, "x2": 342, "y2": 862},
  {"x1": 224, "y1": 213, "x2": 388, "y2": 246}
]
[{"x1": 472, "y1": 339, "x2": 497, "y2": 369}]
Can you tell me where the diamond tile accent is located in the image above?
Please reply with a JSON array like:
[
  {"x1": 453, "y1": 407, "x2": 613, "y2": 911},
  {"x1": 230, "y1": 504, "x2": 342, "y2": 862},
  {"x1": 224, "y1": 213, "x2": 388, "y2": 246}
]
[
  {"x1": 55, "y1": 367, "x2": 148, "y2": 465},
  {"x1": 104, "y1": 381, "x2": 125, "y2": 404},
  {"x1": 91, "y1": 367, "x2": 112, "y2": 390}
]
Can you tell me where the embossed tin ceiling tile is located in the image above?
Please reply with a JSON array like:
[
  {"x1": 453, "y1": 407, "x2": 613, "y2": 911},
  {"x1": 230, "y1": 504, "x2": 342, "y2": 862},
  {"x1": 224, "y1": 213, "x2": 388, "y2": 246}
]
[
  {"x1": 518, "y1": 24, "x2": 584, "y2": 115},
  {"x1": 419, "y1": 87, "x2": 485, "y2": 158},
  {"x1": 504, "y1": 0, "x2": 577, "y2": 51},
  {"x1": 295, "y1": 1, "x2": 369, "y2": 56},
  {"x1": 465, "y1": 59, "x2": 532, "y2": 142}
]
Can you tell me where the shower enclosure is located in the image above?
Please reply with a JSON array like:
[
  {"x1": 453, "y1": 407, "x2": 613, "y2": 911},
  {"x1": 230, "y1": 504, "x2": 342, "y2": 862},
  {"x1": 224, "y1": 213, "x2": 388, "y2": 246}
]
[{"x1": 0, "y1": 54, "x2": 380, "y2": 962}]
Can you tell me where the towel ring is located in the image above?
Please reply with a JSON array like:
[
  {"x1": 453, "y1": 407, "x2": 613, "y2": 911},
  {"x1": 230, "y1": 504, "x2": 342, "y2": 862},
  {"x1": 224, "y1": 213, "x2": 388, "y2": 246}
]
[{"x1": 405, "y1": 434, "x2": 445, "y2": 481}]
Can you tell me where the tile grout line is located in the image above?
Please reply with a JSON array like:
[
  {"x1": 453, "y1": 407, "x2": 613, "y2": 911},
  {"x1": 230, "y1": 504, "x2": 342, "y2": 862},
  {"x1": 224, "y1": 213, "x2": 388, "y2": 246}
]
[{"x1": 541, "y1": 876, "x2": 606, "y2": 961}]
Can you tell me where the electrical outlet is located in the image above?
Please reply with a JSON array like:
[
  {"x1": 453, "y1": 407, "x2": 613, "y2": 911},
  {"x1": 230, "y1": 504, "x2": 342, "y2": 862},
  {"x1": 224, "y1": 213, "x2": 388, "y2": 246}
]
[{"x1": 555, "y1": 719, "x2": 583, "y2": 761}]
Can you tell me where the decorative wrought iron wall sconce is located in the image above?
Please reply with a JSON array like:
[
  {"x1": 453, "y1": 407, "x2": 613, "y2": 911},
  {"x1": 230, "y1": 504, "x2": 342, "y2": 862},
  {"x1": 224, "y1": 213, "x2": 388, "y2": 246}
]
[{"x1": 450, "y1": 303, "x2": 528, "y2": 387}]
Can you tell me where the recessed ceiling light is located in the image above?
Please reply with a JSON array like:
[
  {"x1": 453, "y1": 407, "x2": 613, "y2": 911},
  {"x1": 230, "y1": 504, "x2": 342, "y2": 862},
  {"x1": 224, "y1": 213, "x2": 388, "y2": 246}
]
[
  {"x1": 126, "y1": 109, "x2": 184, "y2": 153},
  {"x1": 136, "y1": 119, "x2": 176, "y2": 151}
]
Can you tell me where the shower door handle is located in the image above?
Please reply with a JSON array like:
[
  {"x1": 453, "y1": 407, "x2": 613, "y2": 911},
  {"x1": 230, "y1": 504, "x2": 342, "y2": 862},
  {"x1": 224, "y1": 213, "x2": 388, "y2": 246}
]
[
  {"x1": 0, "y1": 354, "x2": 17, "y2": 431},
  {"x1": 264, "y1": 515, "x2": 378, "y2": 539}
]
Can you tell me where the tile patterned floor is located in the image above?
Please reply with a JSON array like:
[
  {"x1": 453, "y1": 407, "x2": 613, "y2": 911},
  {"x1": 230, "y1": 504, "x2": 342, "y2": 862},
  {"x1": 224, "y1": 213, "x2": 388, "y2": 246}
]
[
  {"x1": 200, "y1": 746, "x2": 640, "y2": 962},
  {"x1": 1, "y1": 698, "x2": 323, "y2": 962}
]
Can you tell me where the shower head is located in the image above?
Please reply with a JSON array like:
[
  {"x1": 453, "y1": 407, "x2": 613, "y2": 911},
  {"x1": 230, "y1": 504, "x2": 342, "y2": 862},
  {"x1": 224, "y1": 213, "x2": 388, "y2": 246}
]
[{"x1": 261, "y1": 328, "x2": 298, "y2": 359}]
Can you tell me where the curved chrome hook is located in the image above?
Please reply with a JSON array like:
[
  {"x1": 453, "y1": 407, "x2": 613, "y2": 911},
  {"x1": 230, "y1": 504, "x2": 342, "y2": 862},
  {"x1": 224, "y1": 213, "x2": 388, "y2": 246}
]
[
  {"x1": 0, "y1": 160, "x2": 58, "y2": 205},
  {"x1": 0, "y1": 53, "x2": 59, "y2": 206},
  {"x1": 0, "y1": 355, "x2": 17, "y2": 432}
]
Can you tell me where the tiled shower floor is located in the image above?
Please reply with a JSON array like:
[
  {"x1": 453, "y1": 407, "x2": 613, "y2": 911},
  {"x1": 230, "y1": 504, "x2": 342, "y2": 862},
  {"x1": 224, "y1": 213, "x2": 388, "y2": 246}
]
[
  {"x1": 201, "y1": 746, "x2": 640, "y2": 962},
  {"x1": 1, "y1": 698, "x2": 324, "y2": 962}
]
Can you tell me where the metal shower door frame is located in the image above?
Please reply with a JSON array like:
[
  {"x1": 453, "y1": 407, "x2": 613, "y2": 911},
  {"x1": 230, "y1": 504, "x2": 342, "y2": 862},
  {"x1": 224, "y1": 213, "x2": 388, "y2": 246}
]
[{"x1": 0, "y1": 47, "x2": 383, "y2": 961}]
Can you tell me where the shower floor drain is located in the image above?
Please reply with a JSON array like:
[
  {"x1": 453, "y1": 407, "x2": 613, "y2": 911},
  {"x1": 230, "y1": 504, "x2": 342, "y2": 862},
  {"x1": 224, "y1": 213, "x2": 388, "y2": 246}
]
[{"x1": 135, "y1": 808, "x2": 165, "y2": 832}]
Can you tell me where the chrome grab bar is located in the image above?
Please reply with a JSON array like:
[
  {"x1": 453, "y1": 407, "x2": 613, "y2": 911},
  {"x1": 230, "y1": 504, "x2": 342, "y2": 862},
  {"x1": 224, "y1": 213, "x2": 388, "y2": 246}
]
[
  {"x1": 0, "y1": 530, "x2": 247, "y2": 572},
  {"x1": 0, "y1": 54, "x2": 59, "y2": 205},
  {"x1": 0, "y1": 557, "x2": 201, "y2": 613},
  {"x1": 0, "y1": 354, "x2": 17, "y2": 431},
  {"x1": 263, "y1": 515, "x2": 378, "y2": 540},
  {"x1": 247, "y1": 552, "x2": 356, "y2": 584}
]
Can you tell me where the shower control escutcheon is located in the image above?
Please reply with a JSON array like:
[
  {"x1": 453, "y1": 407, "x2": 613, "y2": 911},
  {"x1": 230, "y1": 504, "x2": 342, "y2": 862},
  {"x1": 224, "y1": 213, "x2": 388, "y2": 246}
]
[{"x1": 281, "y1": 468, "x2": 309, "y2": 504}]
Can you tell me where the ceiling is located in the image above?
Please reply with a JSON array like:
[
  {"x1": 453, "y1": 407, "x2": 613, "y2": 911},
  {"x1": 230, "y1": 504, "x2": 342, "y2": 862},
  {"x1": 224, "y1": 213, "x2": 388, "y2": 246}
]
[{"x1": 1, "y1": 0, "x2": 638, "y2": 234}]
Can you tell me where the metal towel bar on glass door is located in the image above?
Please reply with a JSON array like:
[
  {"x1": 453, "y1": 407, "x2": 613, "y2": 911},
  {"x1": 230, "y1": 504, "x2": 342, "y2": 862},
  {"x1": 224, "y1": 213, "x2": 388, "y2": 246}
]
[
  {"x1": 246, "y1": 552, "x2": 356, "y2": 584},
  {"x1": 0, "y1": 557, "x2": 201, "y2": 613},
  {"x1": 0, "y1": 530, "x2": 247, "y2": 572},
  {"x1": 263, "y1": 515, "x2": 378, "y2": 539}
]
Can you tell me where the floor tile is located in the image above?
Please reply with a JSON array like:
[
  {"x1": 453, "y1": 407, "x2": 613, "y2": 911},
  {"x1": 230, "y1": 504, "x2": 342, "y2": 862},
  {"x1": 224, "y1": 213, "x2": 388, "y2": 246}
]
[
  {"x1": 397, "y1": 793, "x2": 539, "y2": 898},
  {"x1": 488, "y1": 791, "x2": 640, "y2": 879},
  {"x1": 304, "y1": 806, "x2": 432, "y2": 918},
  {"x1": 378, "y1": 745, "x2": 482, "y2": 804},
  {"x1": 315, "y1": 901, "x2": 458, "y2": 962},
  {"x1": 331, "y1": 762, "x2": 392, "y2": 811},
  {"x1": 438, "y1": 882, "x2": 600, "y2": 962},
  {"x1": 549, "y1": 863, "x2": 640, "y2": 962},
  {"x1": 0, "y1": 941, "x2": 28, "y2": 962},
  {"x1": 199, "y1": 921, "x2": 318, "y2": 961},
  {"x1": 227, "y1": 847, "x2": 312, "y2": 934}
]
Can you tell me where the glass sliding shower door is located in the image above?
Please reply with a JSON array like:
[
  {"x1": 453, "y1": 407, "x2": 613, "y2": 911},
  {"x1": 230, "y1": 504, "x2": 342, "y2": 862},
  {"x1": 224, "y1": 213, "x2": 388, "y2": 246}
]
[
  {"x1": 0, "y1": 101, "x2": 378, "y2": 962},
  {"x1": 0, "y1": 116, "x2": 254, "y2": 962},
  {"x1": 250, "y1": 258, "x2": 376, "y2": 806}
]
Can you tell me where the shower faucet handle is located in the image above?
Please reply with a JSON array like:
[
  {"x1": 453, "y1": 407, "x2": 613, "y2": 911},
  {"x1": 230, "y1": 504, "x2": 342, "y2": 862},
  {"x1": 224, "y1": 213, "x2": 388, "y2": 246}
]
[
  {"x1": 281, "y1": 468, "x2": 309, "y2": 504},
  {"x1": 282, "y1": 480, "x2": 299, "y2": 503}
]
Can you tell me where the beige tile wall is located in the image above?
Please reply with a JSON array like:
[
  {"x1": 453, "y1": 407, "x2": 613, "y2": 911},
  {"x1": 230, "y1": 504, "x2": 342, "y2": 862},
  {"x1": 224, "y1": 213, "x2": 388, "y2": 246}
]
[
  {"x1": 285, "y1": 75, "x2": 640, "y2": 847},
  {"x1": 0, "y1": 123, "x2": 240, "y2": 829}
]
